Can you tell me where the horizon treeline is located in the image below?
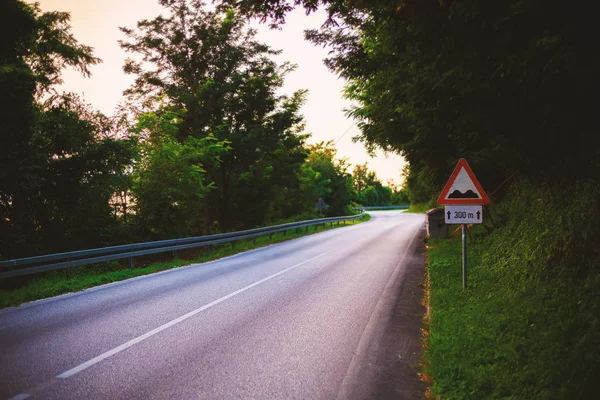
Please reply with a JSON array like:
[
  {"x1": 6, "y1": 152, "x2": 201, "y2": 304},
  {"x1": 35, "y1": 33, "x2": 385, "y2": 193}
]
[{"x1": 0, "y1": 0, "x2": 405, "y2": 260}]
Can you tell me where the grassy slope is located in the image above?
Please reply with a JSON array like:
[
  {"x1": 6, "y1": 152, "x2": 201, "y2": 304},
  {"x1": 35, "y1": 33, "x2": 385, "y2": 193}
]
[
  {"x1": 406, "y1": 203, "x2": 432, "y2": 214},
  {"x1": 1, "y1": 215, "x2": 370, "y2": 308},
  {"x1": 423, "y1": 181, "x2": 599, "y2": 399},
  {"x1": 406, "y1": 199, "x2": 440, "y2": 214}
]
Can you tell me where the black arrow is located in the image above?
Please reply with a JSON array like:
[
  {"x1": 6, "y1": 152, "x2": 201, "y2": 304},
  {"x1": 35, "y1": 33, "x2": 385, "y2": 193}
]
[
  {"x1": 476, "y1": 211, "x2": 481, "y2": 220},
  {"x1": 447, "y1": 211, "x2": 451, "y2": 219}
]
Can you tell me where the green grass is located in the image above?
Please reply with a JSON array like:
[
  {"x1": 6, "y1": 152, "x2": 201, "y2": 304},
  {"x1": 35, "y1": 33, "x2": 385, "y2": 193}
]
[
  {"x1": 422, "y1": 182, "x2": 599, "y2": 399},
  {"x1": 0, "y1": 215, "x2": 370, "y2": 309},
  {"x1": 406, "y1": 203, "x2": 434, "y2": 214}
]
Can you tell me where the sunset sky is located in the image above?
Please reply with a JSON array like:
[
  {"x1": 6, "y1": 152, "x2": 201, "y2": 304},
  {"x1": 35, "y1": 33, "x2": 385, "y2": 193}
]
[{"x1": 37, "y1": 0, "x2": 406, "y2": 184}]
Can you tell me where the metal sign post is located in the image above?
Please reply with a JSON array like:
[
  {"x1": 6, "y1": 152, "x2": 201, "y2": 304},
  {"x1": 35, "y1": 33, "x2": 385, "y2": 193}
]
[
  {"x1": 438, "y1": 159, "x2": 489, "y2": 291},
  {"x1": 462, "y1": 224, "x2": 467, "y2": 290}
]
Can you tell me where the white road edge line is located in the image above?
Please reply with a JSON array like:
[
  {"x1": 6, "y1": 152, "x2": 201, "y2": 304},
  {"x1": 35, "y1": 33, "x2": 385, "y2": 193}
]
[
  {"x1": 9, "y1": 394, "x2": 32, "y2": 400},
  {"x1": 56, "y1": 250, "x2": 332, "y2": 379}
]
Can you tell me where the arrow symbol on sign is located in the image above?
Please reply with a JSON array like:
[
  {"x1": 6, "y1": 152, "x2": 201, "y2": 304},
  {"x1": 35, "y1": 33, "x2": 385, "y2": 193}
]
[
  {"x1": 447, "y1": 211, "x2": 451, "y2": 219},
  {"x1": 476, "y1": 211, "x2": 481, "y2": 220}
]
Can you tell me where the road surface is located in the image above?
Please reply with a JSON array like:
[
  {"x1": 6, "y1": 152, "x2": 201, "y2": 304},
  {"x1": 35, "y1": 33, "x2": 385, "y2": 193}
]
[{"x1": 0, "y1": 211, "x2": 425, "y2": 400}]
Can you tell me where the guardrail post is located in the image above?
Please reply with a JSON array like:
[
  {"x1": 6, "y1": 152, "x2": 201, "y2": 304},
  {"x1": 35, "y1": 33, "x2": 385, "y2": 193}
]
[
  {"x1": 269, "y1": 233, "x2": 273, "y2": 240},
  {"x1": 128, "y1": 257, "x2": 134, "y2": 269},
  {"x1": 283, "y1": 230, "x2": 286, "y2": 236},
  {"x1": 323, "y1": 223, "x2": 326, "y2": 229},
  {"x1": 330, "y1": 222, "x2": 333, "y2": 227},
  {"x1": 173, "y1": 250, "x2": 178, "y2": 259},
  {"x1": 253, "y1": 237, "x2": 256, "y2": 245},
  {"x1": 305, "y1": 226, "x2": 308, "y2": 232},
  {"x1": 65, "y1": 258, "x2": 72, "y2": 279},
  {"x1": 232, "y1": 241, "x2": 236, "y2": 249},
  {"x1": 206, "y1": 245, "x2": 211, "y2": 257},
  {"x1": 314, "y1": 224, "x2": 317, "y2": 231}
]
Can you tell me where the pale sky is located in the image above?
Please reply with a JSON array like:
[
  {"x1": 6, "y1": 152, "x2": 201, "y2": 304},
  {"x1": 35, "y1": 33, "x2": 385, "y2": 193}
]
[{"x1": 37, "y1": 0, "x2": 406, "y2": 184}]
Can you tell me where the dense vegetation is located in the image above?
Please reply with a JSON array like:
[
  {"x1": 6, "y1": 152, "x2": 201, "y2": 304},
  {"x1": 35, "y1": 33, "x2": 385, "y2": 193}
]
[
  {"x1": 220, "y1": 0, "x2": 599, "y2": 397},
  {"x1": 0, "y1": 0, "x2": 401, "y2": 261},
  {"x1": 225, "y1": 0, "x2": 599, "y2": 197},
  {"x1": 426, "y1": 182, "x2": 599, "y2": 398}
]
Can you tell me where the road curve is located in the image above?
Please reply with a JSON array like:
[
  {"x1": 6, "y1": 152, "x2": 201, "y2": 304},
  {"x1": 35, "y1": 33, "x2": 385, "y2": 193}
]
[{"x1": 0, "y1": 211, "x2": 425, "y2": 400}]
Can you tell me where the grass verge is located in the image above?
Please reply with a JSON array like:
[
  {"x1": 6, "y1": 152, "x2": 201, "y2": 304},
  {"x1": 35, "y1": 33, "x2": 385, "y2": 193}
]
[
  {"x1": 423, "y1": 212, "x2": 598, "y2": 398},
  {"x1": 1, "y1": 214, "x2": 371, "y2": 309},
  {"x1": 406, "y1": 203, "x2": 433, "y2": 214}
]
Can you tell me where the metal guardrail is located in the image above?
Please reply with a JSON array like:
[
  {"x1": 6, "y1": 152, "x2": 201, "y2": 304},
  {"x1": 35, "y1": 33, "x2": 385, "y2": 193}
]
[
  {"x1": 358, "y1": 205, "x2": 409, "y2": 210},
  {"x1": 0, "y1": 212, "x2": 366, "y2": 280}
]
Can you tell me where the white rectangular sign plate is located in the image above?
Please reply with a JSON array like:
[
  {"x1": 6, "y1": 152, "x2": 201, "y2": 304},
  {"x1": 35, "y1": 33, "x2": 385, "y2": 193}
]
[{"x1": 444, "y1": 205, "x2": 483, "y2": 224}]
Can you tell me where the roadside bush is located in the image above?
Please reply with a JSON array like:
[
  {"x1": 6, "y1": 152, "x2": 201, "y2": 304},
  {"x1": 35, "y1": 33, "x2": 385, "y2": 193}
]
[{"x1": 425, "y1": 179, "x2": 599, "y2": 399}]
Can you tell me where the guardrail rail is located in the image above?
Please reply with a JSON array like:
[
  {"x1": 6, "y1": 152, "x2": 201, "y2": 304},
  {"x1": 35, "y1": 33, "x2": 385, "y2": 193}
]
[{"x1": 0, "y1": 212, "x2": 366, "y2": 280}]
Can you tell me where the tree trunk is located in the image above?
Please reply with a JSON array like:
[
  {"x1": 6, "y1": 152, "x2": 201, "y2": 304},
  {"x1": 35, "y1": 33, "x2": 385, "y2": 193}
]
[
  {"x1": 219, "y1": 163, "x2": 230, "y2": 232},
  {"x1": 203, "y1": 195, "x2": 210, "y2": 235}
]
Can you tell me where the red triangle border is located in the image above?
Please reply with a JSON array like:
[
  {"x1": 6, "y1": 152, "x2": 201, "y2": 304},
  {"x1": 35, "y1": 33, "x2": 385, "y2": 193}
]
[{"x1": 437, "y1": 159, "x2": 490, "y2": 205}]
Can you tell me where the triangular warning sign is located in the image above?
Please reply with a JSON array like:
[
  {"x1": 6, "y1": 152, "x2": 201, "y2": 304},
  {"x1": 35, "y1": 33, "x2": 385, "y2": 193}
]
[{"x1": 438, "y1": 159, "x2": 489, "y2": 204}]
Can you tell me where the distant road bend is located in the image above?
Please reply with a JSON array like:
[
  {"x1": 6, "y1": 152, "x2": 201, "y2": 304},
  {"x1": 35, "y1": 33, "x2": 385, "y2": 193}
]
[{"x1": 0, "y1": 211, "x2": 425, "y2": 400}]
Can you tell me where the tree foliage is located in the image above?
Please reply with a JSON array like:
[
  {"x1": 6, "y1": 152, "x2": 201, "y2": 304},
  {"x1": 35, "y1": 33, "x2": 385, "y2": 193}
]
[
  {"x1": 222, "y1": 0, "x2": 600, "y2": 200},
  {"x1": 130, "y1": 108, "x2": 229, "y2": 238},
  {"x1": 0, "y1": 1, "x2": 130, "y2": 259},
  {"x1": 120, "y1": 0, "x2": 310, "y2": 232},
  {"x1": 351, "y1": 163, "x2": 403, "y2": 206},
  {"x1": 298, "y1": 141, "x2": 354, "y2": 216}
]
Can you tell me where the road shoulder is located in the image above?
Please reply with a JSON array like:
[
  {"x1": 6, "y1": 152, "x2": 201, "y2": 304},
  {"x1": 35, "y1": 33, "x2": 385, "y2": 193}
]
[{"x1": 373, "y1": 226, "x2": 427, "y2": 399}]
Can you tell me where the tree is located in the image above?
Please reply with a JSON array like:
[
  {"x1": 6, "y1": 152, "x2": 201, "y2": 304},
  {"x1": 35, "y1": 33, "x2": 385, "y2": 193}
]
[
  {"x1": 299, "y1": 141, "x2": 354, "y2": 216},
  {"x1": 120, "y1": 0, "x2": 309, "y2": 232},
  {"x1": 129, "y1": 108, "x2": 229, "y2": 238},
  {"x1": 33, "y1": 95, "x2": 135, "y2": 252},
  {"x1": 387, "y1": 179, "x2": 409, "y2": 205},
  {"x1": 0, "y1": 0, "x2": 132, "y2": 259},
  {"x1": 352, "y1": 163, "x2": 377, "y2": 193},
  {"x1": 351, "y1": 163, "x2": 395, "y2": 205}
]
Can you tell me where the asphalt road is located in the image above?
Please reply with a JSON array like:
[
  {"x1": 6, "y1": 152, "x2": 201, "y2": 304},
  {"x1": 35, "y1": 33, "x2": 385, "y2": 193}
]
[{"x1": 0, "y1": 211, "x2": 425, "y2": 400}]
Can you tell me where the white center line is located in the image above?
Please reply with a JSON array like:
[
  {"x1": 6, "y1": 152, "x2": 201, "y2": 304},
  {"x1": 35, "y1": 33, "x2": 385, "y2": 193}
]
[{"x1": 56, "y1": 250, "x2": 332, "y2": 379}]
